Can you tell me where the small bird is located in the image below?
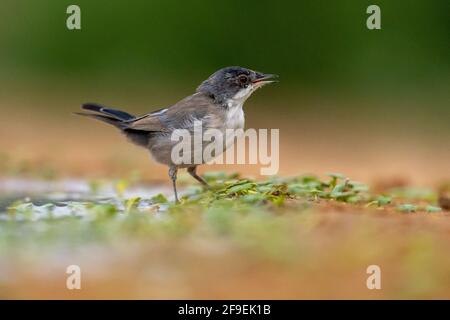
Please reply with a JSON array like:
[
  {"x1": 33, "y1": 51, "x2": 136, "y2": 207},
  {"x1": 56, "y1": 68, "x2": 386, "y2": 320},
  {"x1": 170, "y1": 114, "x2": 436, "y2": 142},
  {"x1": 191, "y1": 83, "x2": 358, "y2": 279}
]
[{"x1": 76, "y1": 66, "x2": 277, "y2": 202}]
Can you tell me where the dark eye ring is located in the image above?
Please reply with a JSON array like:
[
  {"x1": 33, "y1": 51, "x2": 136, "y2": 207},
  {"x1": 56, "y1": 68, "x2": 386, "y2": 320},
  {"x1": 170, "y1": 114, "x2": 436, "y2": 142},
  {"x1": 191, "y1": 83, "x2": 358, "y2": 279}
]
[{"x1": 238, "y1": 75, "x2": 248, "y2": 84}]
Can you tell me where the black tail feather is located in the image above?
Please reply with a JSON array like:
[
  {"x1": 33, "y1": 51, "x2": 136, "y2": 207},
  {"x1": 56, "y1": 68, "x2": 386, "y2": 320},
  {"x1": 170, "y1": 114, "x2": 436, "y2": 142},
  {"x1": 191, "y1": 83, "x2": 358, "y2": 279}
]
[
  {"x1": 75, "y1": 112, "x2": 150, "y2": 147},
  {"x1": 82, "y1": 103, "x2": 135, "y2": 121},
  {"x1": 75, "y1": 112, "x2": 126, "y2": 129}
]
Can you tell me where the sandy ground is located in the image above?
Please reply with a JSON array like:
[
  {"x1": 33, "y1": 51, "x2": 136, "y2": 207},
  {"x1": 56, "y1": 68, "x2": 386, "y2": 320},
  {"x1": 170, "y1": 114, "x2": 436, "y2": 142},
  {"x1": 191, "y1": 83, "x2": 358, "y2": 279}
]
[
  {"x1": 2, "y1": 203, "x2": 449, "y2": 299},
  {"x1": 0, "y1": 177, "x2": 449, "y2": 299}
]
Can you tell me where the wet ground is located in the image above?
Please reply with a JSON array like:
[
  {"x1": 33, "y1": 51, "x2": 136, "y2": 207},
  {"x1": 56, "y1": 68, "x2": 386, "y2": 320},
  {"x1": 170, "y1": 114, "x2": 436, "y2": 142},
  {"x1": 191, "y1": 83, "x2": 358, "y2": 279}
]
[
  {"x1": 1, "y1": 176, "x2": 449, "y2": 299},
  {"x1": 0, "y1": 178, "x2": 173, "y2": 218}
]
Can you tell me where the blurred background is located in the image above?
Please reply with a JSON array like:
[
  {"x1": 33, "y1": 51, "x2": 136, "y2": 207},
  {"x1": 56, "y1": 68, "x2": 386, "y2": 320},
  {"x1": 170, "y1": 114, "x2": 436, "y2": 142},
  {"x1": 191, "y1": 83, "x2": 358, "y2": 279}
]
[{"x1": 0, "y1": 0, "x2": 449, "y2": 185}]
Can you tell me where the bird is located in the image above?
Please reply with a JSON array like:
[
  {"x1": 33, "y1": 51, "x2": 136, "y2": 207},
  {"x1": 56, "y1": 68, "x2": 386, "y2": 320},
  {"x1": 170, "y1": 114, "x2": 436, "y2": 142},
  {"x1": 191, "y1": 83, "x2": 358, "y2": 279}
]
[{"x1": 76, "y1": 66, "x2": 277, "y2": 202}]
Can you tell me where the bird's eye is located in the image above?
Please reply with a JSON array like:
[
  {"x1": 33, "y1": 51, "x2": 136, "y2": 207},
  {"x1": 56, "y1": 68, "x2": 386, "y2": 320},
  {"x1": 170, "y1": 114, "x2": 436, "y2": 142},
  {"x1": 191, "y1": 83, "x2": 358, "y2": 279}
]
[{"x1": 238, "y1": 75, "x2": 248, "y2": 84}]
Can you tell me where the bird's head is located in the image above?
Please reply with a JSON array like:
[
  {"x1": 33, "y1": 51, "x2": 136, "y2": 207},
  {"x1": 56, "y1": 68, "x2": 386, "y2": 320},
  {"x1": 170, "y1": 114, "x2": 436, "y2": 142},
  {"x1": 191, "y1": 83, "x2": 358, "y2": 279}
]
[{"x1": 196, "y1": 66, "x2": 278, "y2": 105}]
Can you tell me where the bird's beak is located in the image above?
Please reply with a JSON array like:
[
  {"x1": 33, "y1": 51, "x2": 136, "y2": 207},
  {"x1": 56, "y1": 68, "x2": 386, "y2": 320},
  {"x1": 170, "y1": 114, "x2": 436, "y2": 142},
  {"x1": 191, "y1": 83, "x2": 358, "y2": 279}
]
[{"x1": 252, "y1": 73, "x2": 279, "y2": 86}]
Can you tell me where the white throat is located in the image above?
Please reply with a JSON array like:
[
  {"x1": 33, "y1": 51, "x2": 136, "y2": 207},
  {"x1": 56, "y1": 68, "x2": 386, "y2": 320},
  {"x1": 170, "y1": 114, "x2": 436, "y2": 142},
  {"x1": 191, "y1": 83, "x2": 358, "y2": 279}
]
[
  {"x1": 232, "y1": 85, "x2": 255, "y2": 103},
  {"x1": 223, "y1": 85, "x2": 259, "y2": 130}
]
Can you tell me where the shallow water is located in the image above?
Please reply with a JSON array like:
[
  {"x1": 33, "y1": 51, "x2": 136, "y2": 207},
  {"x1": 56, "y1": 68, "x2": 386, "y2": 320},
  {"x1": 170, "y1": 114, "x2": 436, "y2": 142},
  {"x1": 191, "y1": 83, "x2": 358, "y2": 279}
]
[{"x1": 0, "y1": 178, "x2": 173, "y2": 219}]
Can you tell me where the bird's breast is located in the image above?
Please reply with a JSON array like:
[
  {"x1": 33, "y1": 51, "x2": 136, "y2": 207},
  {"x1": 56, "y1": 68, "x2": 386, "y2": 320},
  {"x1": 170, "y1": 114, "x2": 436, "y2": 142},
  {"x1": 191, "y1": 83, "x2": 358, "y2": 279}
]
[{"x1": 224, "y1": 100, "x2": 245, "y2": 130}]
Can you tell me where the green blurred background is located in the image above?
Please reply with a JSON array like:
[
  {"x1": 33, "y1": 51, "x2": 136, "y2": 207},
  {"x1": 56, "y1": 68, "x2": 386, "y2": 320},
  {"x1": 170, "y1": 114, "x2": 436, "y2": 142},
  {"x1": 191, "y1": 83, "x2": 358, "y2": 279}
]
[{"x1": 0, "y1": 0, "x2": 449, "y2": 183}]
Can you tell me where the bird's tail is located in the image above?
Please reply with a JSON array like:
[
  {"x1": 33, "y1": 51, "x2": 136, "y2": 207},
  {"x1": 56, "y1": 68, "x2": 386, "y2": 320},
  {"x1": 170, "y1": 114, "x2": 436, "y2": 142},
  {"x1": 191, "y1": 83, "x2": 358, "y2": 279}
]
[
  {"x1": 75, "y1": 103, "x2": 136, "y2": 129},
  {"x1": 75, "y1": 103, "x2": 151, "y2": 148}
]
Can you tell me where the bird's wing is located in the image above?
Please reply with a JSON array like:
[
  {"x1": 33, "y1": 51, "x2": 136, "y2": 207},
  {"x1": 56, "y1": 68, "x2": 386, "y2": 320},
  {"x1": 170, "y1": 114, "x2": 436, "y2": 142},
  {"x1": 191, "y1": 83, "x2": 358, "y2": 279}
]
[
  {"x1": 128, "y1": 93, "x2": 223, "y2": 132},
  {"x1": 126, "y1": 112, "x2": 168, "y2": 132}
]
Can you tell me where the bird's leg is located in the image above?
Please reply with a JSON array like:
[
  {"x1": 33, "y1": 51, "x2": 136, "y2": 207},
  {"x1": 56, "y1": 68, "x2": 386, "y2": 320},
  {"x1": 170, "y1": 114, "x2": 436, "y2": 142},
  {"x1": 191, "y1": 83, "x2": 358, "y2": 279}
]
[
  {"x1": 169, "y1": 166, "x2": 179, "y2": 203},
  {"x1": 187, "y1": 166, "x2": 210, "y2": 188}
]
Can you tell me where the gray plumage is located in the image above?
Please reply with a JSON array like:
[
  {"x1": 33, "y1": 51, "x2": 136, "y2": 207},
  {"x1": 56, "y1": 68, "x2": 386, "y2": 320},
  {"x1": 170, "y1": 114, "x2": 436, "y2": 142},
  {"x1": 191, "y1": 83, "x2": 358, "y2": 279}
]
[{"x1": 76, "y1": 66, "x2": 277, "y2": 202}]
